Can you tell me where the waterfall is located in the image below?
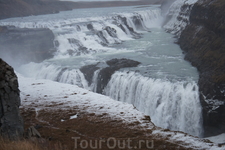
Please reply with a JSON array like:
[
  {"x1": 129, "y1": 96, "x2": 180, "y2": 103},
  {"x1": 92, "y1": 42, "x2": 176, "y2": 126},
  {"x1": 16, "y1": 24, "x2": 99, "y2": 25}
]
[
  {"x1": 18, "y1": 62, "x2": 89, "y2": 89},
  {"x1": 104, "y1": 71, "x2": 203, "y2": 137},
  {"x1": 163, "y1": 0, "x2": 198, "y2": 36},
  {"x1": 90, "y1": 69, "x2": 101, "y2": 92},
  {"x1": 0, "y1": 7, "x2": 162, "y2": 58}
]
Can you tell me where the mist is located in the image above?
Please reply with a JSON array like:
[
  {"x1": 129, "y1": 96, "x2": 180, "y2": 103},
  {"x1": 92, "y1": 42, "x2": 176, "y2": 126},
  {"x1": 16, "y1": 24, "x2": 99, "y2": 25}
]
[
  {"x1": 161, "y1": 0, "x2": 176, "y2": 15},
  {"x1": 0, "y1": 27, "x2": 55, "y2": 68}
]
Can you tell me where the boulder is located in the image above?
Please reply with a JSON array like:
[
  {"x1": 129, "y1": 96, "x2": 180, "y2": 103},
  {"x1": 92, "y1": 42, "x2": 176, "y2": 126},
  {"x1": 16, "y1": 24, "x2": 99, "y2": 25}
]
[
  {"x1": 0, "y1": 58, "x2": 24, "y2": 139},
  {"x1": 96, "y1": 58, "x2": 140, "y2": 94},
  {"x1": 80, "y1": 58, "x2": 140, "y2": 94},
  {"x1": 80, "y1": 64, "x2": 100, "y2": 86}
]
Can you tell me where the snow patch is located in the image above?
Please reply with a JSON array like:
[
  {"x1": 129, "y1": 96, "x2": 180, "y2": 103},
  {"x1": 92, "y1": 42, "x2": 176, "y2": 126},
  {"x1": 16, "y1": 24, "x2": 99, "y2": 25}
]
[
  {"x1": 18, "y1": 73, "x2": 153, "y2": 126},
  {"x1": 70, "y1": 114, "x2": 78, "y2": 119},
  {"x1": 18, "y1": 73, "x2": 224, "y2": 149},
  {"x1": 152, "y1": 129, "x2": 224, "y2": 150},
  {"x1": 206, "y1": 133, "x2": 225, "y2": 144}
]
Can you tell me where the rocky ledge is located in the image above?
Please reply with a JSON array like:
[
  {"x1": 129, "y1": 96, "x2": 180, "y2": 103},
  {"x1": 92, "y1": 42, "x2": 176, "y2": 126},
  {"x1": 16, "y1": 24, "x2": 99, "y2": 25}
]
[
  {"x1": 178, "y1": 0, "x2": 225, "y2": 137},
  {"x1": 80, "y1": 58, "x2": 141, "y2": 94},
  {"x1": 0, "y1": 58, "x2": 24, "y2": 139}
]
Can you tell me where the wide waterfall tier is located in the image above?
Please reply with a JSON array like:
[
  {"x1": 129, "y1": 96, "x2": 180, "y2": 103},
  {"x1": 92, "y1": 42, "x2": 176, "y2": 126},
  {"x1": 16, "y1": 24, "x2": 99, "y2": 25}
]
[
  {"x1": 0, "y1": 5, "x2": 162, "y2": 58},
  {"x1": 104, "y1": 71, "x2": 203, "y2": 137}
]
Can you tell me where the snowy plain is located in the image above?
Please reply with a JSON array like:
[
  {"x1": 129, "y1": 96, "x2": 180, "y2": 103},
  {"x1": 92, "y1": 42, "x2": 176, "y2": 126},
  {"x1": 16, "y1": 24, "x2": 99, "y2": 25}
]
[{"x1": 18, "y1": 73, "x2": 225, "y2": 150}]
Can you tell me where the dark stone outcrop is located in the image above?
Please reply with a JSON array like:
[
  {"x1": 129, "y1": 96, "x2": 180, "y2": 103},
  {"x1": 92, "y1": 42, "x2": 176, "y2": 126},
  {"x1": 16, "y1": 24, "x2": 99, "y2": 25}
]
[
  {"x1": 178, "y1": 0, "x2": 225, "y2": 137},
  {"x1": 104, "y1": 26, "x2": 117, "y2": 38},
  {"x1": 132, "y1": 15, "x2": 145, "y2": 31},
  {"x1": 67, "y1": 38, "x2": 88, "y2": 56},
  {"x1": 0, "y1": 26, "x2": 55, "y2": 67},
  {"x1": 96, "y1": 58, "x2": 140, "y2": 94},
  {"x1": 80, "y1": 64, "x2": 100, "y2": 86},
  {"x1": 115, "y1": 15, "x2": 142, "y2": 39},
  {"x1": 0, "y1": 58, "x2": 24, "y2": 139},
  {"x1": 80, "y1": 58, "x2": 140, "y2": 93}
]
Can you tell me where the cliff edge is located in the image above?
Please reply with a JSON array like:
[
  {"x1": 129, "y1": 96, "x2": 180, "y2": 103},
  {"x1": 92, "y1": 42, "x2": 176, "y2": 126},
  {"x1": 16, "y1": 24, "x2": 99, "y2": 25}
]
[
  {"x1": 0, "y1": 58, "x2": 24, "y2": 139},
  {"x1": 178, "y1": 0, "x2": 225, "y2": 137}
]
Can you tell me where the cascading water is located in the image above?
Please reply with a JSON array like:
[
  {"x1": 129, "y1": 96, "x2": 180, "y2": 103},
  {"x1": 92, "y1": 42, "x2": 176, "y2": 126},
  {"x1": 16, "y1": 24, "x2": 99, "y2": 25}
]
[
  {"x1": 0, "y1": 6, "x2": 161, "y2": 57},
  {"x1": 163, "y1": 0, "x2": 198, "y2": 36},
  {"x1": 0, "y1": 1, "x2": 203, "y2": 137},
  {"x1": 19, "y1": 62, "x2": 89, "y2": 88},
  {"x1": 104, "y1": 71, "x2": 203, "y2": 137}
]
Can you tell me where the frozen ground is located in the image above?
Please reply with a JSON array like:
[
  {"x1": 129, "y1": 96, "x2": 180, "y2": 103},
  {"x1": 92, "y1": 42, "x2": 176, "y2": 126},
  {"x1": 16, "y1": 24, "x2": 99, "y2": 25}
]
[
  {"x1": 18, "y1": 73, "x2": 152, "y2": 126},
  {"x1": 18, "y1": 73, "x2": 224, "y2": 149},
  {"x1": 206, "y1": 133, "x2": 225, "y2": 144}
]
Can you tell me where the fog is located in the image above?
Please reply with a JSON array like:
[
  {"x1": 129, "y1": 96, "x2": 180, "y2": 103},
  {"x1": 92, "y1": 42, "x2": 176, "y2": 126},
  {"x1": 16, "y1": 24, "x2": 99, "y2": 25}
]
[{"x1": 161, "y1": 0, "x2": 176, "y2": 15}]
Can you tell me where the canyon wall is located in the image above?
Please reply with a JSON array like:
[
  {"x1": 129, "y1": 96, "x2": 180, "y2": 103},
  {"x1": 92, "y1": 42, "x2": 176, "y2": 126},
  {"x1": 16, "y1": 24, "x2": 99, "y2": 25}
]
[
  {"x1": 0, "y1": 58, "x2": 24, "y2": 139},
  {"x1": 178, "y1": 0, "x2": 225, "y2": 137}
]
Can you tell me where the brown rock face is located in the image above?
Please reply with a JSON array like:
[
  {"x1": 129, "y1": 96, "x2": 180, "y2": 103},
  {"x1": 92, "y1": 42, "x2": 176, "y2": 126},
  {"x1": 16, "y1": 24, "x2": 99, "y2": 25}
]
[
  {"x1": 178, "y1": 0, "x2": 225, "y2": 137},
  {"x1": 0, "y1": 58, "x2": 24, "y2": 139}
]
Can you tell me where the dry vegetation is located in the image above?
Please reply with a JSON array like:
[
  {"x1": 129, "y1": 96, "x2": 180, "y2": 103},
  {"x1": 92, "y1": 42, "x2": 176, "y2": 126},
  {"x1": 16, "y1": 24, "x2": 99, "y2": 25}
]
[
  {"x1": 0, "y1": 107, "x2": 192, "y2": 150},
  {"x1": 0, "y1": 138, "x2": 42, "y2": 150}
]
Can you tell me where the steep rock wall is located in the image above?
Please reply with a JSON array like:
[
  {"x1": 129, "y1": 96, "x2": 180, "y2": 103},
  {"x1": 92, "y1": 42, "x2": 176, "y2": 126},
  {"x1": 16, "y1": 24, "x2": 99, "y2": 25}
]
[
  {"x1": 178, "y1": 0, "x2": 225, "y2": 137},
  {"x1": 0, "y1": 58, "x2": 24, "y2": 139}
]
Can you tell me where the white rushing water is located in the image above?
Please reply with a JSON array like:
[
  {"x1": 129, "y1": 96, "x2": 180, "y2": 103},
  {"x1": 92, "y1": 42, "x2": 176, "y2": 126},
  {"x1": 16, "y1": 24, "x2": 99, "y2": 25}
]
[
  {"x1": 0, "y1": 0, "x2": 202, "y2": 137},
  {"x1": 163, "y1": 0, "x2": 198, "y2": 36},
  {"x1": 104, "y1": 71, "x2": 202, "y2": 137}
]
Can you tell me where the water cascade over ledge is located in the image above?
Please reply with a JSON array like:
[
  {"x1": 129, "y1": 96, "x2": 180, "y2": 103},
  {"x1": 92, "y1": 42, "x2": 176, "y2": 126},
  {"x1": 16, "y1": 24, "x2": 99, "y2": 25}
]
[{"x1": 104, "y1": 71, "x2": 203, "y2": 137}]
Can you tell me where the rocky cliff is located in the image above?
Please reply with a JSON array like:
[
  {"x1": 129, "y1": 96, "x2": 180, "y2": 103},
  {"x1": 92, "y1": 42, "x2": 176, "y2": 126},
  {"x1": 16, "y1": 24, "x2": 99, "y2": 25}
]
[
  {"x1": 178, "y1": 0, "x2": 225, "y2": 137},
  {"x1": 80, "y1": 58, "x2": 140, "y2": 94},
  {"x1": 0, "y1": 58, "x2": 24, "y2": 139}
]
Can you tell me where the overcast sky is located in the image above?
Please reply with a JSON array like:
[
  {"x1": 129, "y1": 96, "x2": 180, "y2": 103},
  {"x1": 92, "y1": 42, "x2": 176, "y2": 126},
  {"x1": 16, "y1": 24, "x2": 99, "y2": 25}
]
[{"x1": 59, "y1": 0, "x2": 140, "y2": 1}]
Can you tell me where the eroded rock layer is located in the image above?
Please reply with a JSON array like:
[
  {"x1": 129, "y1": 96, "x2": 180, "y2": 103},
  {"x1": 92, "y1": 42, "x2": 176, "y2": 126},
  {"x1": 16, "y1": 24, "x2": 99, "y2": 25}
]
[{"x1": 179, "y1": 0, "x2": 225, "y2": 137}]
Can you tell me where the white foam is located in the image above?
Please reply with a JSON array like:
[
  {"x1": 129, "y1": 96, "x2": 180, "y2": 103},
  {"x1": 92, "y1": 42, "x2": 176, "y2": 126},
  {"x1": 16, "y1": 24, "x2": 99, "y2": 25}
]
[
  {"x1": 163, "y1": 0, "x2": 198, "y2": 36},
  {"x1": 104, "y1": 71, "x2": 203, "y2": 137}
]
